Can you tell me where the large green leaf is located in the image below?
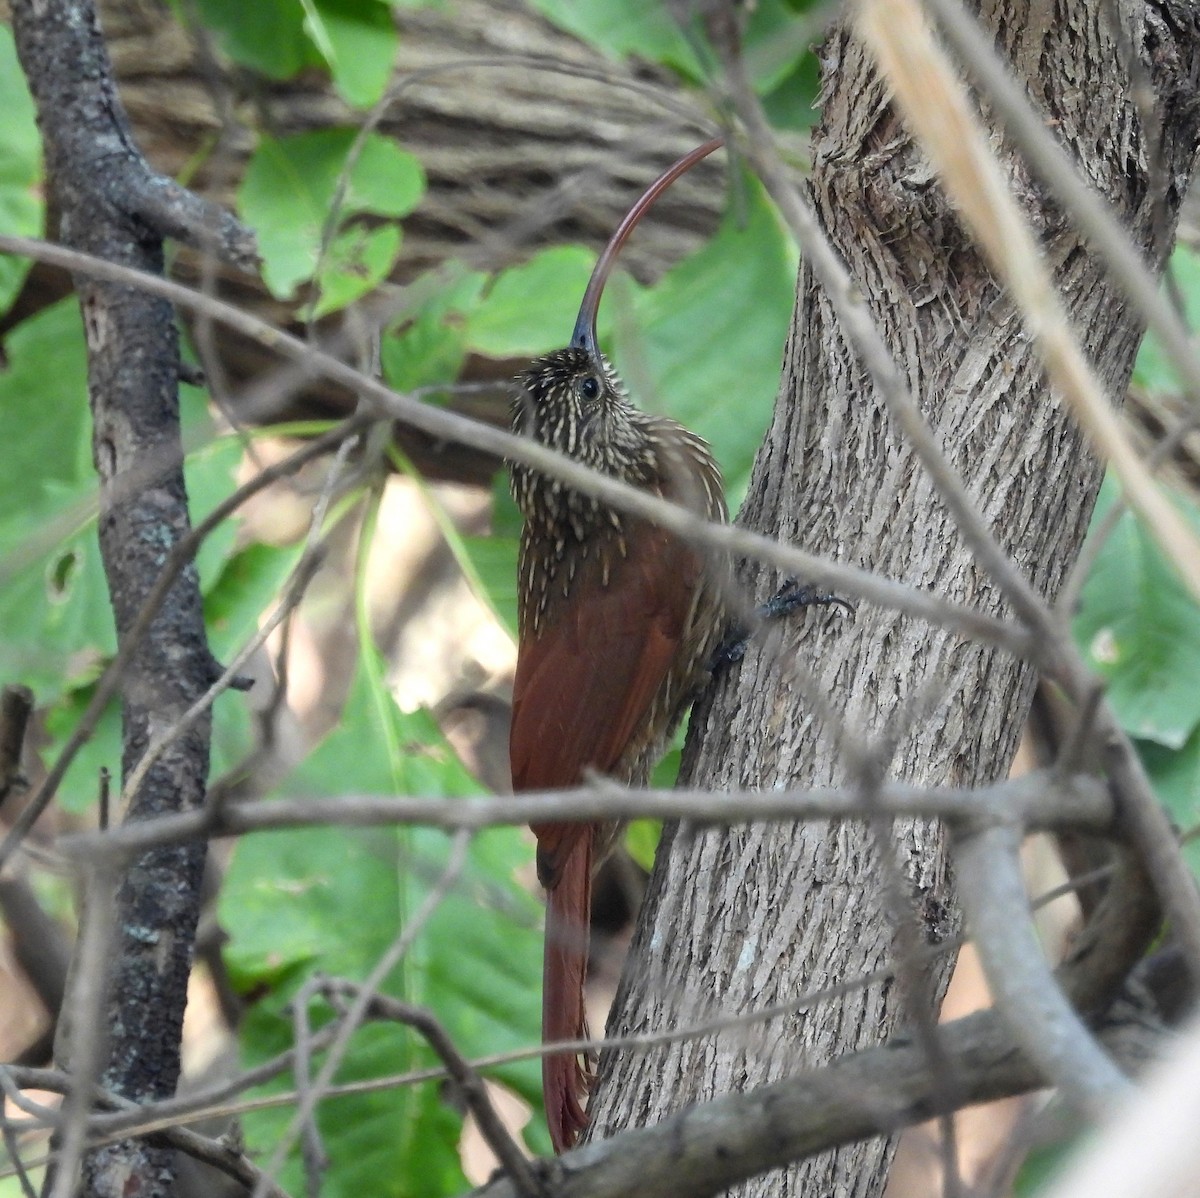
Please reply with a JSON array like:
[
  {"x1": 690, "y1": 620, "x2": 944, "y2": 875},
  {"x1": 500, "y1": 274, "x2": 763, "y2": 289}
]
[
  {"x1": 0, "y1": 300, "x2": 91, "y2": 526},
  {"x1": 466, "y1": 246, "x2": 596, "y2": 359},
  {"x1": 0, "y1": 490, "x2": 113, "y2": 698},
  {"x1": 1139, "y1": 728, "x2": 1200, "y2": 878},
  {"x1": 1073, "y1": 478, "x2": 1200, "y2": 749},
  {"x1": 616, "y1": 172, "x2": 797, "y2": 501},
  {"x1": 525, "y1": 0, "x2": 703, "y2": 78},
  {"x1": 0, "y1": 301, "x2": 105, "y2": 694},
  {"x1": 381, "y1": 266, "x2": 487, "y2": 393},
  {"x1": 1133, "y1": 244, "x2": 1200, "y2": 394},
  {"x1": 528, "y1": 0, "x2": 820, "y2": 96},
  {"x1": 239, "y1": 130, "x2": 424, "y2": 300},
  {"x1": 222, "y1": 658, "x2": 547, "y2": 1194},
  {"x1": 306, "y1": 0, "x2": 398, "y2": 107},
  {"x1": 41, "y1": 680, "x2": 122, "y2": 814},
  {"x1": 184, "y1": 0, "x2": 318, "y2": 80},
  {"x1": 0, "y1": 26, "x2": 42, "y2": 313},
  {"x1": 204, "y1": 540, "x2": 304, "y2": 661},
  {"x1": 460, "y1": 479, "x2": 521, "y2": 639},
  {"x1": 311, "y1": 222, "x2": 403, "y2": 319},
  {"x1": 186, "y1": 0, "x2": 396, "y2": 104}
]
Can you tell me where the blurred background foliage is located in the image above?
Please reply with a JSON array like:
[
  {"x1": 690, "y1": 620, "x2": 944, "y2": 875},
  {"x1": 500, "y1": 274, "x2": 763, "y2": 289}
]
[{"x1": 0, "y1": 1, "x2": 1198, "y2": 1194}]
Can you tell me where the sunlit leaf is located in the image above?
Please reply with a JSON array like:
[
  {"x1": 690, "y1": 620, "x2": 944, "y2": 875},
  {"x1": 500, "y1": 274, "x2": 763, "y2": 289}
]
[
  {"x1": 313, "y1": 222, "x2": 403, "y2": 318},
  {"x1": 309, "y1": 0, "x2": 398, "y2": 107},
  {"x1": 239, "y1": 130, "x2": 424, "y2": 299},
  {"x1": 467, "y1": 246, "x2": 596, "y2": 358},
  {"x1": 625, "y1": 819, "x2": 661, "y2": 872},
  {"x1": 617, "y1": 172, "x2": 797, "y2": 502},
  {"x1": 1074, "y1": 478, "x2": 1200, "y2": 748}
]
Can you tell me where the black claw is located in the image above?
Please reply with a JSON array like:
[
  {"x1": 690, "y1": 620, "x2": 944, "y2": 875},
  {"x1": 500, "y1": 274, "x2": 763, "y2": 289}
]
[
  {"x1": 707, "y1": 580, "x2": 852, "y2": 677},
  {"x1": 708, "y1": 626, "x2": 750, "y2": 674},
  {"x1": 761, "y1": 578, "x2": 854, "y2": 622}
]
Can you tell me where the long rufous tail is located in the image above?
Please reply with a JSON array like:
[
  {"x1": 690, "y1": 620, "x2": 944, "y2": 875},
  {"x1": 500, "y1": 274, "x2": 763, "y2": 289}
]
[{"x1": 541, "y1": 830, "x2": 593, "y2": 1153}]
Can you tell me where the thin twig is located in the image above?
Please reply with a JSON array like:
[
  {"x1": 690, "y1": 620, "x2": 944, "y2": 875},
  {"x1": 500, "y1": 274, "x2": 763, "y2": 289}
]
[
  {"x1": 250, "y1": 831, "x2": 473, "y2": 1198},
  {"x1": 324, "y1": 981, "x2": 546, "y2": 1198},
  {"x1": 289, "y1": 977, "x2": 329, "y2": 1198},
  {"x1": 61, "y1": 769, "x2": 1113, "y2": 863},
  {"x1": 46, "y1": 865, "x2": 117, "y2": 1198}
]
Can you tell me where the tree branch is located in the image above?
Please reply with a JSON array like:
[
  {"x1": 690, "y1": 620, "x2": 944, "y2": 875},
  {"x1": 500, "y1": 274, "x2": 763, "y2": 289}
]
[
  {"x1": 58, "y1": 769, "x2": 1114, "y2": 862},
  {"x1": 7, "y1": 1, "x2": 250, "y2": 1194}
]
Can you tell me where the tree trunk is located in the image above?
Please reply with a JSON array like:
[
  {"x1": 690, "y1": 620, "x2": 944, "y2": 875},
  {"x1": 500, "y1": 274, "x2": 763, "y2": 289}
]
[{"x1": 588, "y1": 5, "x2": 1200, "y2": 1196}]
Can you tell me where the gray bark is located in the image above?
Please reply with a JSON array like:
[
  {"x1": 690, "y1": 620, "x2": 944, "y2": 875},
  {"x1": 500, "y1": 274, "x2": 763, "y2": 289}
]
[
  {"x1": 8, "y1": 0, "x2": 249, "y2": 1192},
  {"x1": 588, "y1": 4, "x2": 1200, "y2": 1196}
]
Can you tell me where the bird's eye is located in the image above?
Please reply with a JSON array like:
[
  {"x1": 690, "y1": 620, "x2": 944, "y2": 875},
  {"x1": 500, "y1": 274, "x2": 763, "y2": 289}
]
[{"x1": 579, "y1": 375, "x2": 601, "y2": 401}]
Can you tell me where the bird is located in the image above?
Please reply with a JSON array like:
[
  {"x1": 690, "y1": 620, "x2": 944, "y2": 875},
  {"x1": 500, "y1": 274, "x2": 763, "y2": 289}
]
[{"x1": 507, "y1": 138, "x2": 730, "y2": 1152}]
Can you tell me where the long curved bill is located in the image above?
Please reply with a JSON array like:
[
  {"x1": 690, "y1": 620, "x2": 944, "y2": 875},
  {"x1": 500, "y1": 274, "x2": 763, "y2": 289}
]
[{"x1": 570, "y1": 137, "x2": 725, "y2": 359}]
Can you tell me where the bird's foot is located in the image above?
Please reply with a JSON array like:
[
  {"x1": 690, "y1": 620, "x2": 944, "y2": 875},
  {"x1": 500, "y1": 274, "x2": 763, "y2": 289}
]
[
  {"x1": 761, "y1": 578, "x2": 854, "y2": 622},
  {"x1": 709, "y1": 579, "x2": 852, "y2": 673}
]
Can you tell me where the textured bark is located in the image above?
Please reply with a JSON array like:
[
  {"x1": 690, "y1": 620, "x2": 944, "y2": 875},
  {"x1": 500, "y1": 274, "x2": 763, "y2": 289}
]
[
  {"x1": 588, "y1": 5, "x2": 1200, "y2": 1197},
  {"x1": 9, "y1": 0, "x2": 228, "y2": 1193}
]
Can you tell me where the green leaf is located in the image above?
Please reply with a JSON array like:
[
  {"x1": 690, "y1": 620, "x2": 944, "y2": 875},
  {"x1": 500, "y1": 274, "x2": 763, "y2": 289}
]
[
  {"x1": 308, "y1": 0, "x2": 399, "y2": 107},
  {"x1": 0, "y1": 26, "x2": 42, "y2": 313},
  {"x1": 43, "y1": 686, "x2": 122, "y2": 814},
  {"x1": 742, "y1": 0, "x2": 823, "y2": 95},
  {"x1": 1013, "y1": 1132, "x2": 1076, "y2": 1196},
  {"x1": 313, "y1": 222, "x2": 403, "y2": 318},
  {"x1": 0, "y1": 482, "x2": 112, "y2": 698},
  {"x1": 760, "y1": 52, "x2": 822, "y2": 131},
  {"x1": 185, "y1": 0, "x2": 317, "y2": 79},
  {"x1": 525, "y1": 0, "x2": 703, "y2": 78},
  {"x1": 527, "y1": 0, "x2": 817, "y2": 96},
  {"x1": 1073, "y1": 478, "x2": 1200, "y2": 748},
  {"x1": 467, "y1": 246, "x2": 596, "y2": 359},
  {"x1": 239, "y1": 130, "x2": 424, "y2": 299},
  {"x1": 1140, "y1": 729, "x2": 1200, "y2": 879},
  {"x1": 0, "y1": 302, "x2": 246, "y2": 709},
  {"x1": 616, "y1": 172, "x2": 797, "y2": 501},
  {"x1": 182, "y1": 0, "x2": 396, "y2": 105},
  {"x1": 0, "y1": 300, "x2": 90, "y2": 525},
  {"x1": 461, "y1": 533, "x2": 519, "y2": 639},
  {"x1": 221, "y1": 657, "x2": 548, "y2": 1191},
  {"x1": 1134, "y1": 245, "x2": 1200, "y2": 394},
  {"x1": 204, "y1": 540, "x2": 305, "y2": 660},
  {"x1": 381, "y1": 312, "x2": 467, "y2": 393},
  {"x1": 381, "y1": 268, "x2": 486, "y2": 393},
  {"x1": 460, "y1": 478, "x2": 520, "y2": 637},
  {"x1": 625, "y1": 820, "x2": 661, "y2": 872},
  {"x1": 182, "y1": 420, "x2": 243, "y2": 593}
]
